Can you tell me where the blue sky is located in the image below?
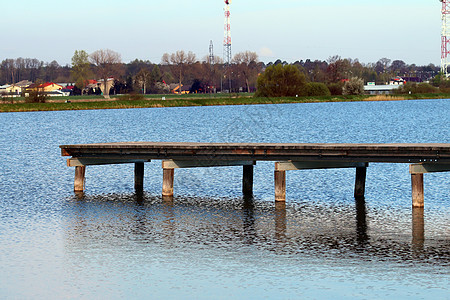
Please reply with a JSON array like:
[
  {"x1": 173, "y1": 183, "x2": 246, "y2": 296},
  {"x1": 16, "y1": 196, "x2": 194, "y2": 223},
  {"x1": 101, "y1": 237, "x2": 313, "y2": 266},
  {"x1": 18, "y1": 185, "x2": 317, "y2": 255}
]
[{"x1": 0, "y1": 0, "x2": 440, "y2": 66}]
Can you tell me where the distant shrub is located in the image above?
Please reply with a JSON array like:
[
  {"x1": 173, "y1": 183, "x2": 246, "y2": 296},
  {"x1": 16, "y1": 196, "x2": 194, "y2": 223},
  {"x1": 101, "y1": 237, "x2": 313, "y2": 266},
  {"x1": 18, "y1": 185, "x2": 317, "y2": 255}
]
[
  {"x1": 118, "y1": 93, "x2": 145, "y2": 101},
  {"x1": 439, "y1": 79, "x2": 450, "y2": 93},
  {"x1": 394, "y1": 82, "x2": 438, "y2": 94},
  {"x1": 327, "y1": 82, "x2": 344, "y2": 95},
  {"x1": 303, "y1": 82, "x2": 331, "y2": 96},
  {"x1": 25, "y1": 90, "x2": 47, "y2": 103},
  {"x1": 343, "y1": 77, "x2": 364, "y2": 95},
  {"x1": 153, "y1": 82, "x2": 170, "y2": 94}
]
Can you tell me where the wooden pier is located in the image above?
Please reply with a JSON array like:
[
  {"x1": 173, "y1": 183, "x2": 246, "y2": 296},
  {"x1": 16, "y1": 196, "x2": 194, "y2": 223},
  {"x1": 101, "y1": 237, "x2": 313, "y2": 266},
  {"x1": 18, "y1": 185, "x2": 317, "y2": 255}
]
[{"x1": 60, "y1": 142, "x2": 450, "y2": 207}]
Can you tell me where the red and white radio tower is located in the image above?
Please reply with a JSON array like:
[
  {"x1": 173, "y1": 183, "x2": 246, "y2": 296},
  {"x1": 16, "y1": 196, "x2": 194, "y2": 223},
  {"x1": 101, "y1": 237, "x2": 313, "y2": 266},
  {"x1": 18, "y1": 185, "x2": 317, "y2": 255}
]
[
  {"x1": 224, "y1": 0, "x2": 232, "y2": 66},
  {"x1": 441, "y1": 0, "x2": 450, "y2": 76},
  {"x1": 223, "y1": 0, "x2": 232, "y2": 91}
]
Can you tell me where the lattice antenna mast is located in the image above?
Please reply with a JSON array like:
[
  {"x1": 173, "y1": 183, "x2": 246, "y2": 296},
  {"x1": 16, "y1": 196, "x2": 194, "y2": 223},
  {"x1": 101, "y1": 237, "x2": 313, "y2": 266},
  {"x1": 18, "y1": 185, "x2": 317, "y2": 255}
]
[
  {"x1": 209, "y1": 40, "x2": 215, "y2": 70},
  {"x1": 223, "y1": 0, "x2": 232, "y2": 66},
  {"x1": 223, "y1": 0, "x2": 232, "y2": 91},
  {"x1": 441, "y1": 0, "x2": 450, "y2": 76}
]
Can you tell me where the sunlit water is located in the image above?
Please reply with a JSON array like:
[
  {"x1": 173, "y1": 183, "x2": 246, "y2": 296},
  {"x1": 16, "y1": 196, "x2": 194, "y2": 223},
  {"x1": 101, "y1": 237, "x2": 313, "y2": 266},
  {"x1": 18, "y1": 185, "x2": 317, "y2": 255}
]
[{"x1": 0, "y1": 99, "x2": 449, "y2": 299}]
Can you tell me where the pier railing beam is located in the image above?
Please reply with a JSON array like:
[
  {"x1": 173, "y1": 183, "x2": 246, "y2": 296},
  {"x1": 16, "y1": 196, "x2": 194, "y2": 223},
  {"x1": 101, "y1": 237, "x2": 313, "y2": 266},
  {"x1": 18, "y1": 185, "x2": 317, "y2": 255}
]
[
  {"x1": 242, "y1": 165, "x2": 254, "y2": 196},
  {"x1": 162, "y1": 168, "x2": 174, "y2": 196},
  {"x1": 74, "y1": 166, "x2": 86, "y2": 192},
  {"x1": 134, "y1": 162, "x2": 144, "y2": 191}
]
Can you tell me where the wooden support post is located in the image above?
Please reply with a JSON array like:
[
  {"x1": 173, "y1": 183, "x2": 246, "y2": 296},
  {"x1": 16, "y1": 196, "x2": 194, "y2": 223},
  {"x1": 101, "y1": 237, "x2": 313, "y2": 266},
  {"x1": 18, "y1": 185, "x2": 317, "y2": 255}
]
[
  {"x1": 354, "y1": 166, "x2": 367, "y2": 199},
  {"x1": 162, "y1": 168, "x2": 174, "y2": 196},
  {"x1": 274, "y1": 170, "x2": 286, "y2": 202},
  {"x1": 411, "y1": 173, "x2": 424, "y2": 208},
  {"x1": 242, "y1": 165, "x2": 254, "y2": 196},
  {"x1": 74, "y1": 166, "x2": 86, "y2": 192},
  {"x1": 134, "y1": 162, "x2": 144, "y2": 191}
]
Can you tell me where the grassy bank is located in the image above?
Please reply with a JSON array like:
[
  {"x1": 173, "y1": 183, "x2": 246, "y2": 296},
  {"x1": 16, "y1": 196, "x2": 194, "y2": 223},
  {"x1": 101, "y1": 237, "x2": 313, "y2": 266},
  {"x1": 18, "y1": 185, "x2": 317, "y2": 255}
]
[{"x1": 1, "y1": 93, "x2": 449, "y2": 113}]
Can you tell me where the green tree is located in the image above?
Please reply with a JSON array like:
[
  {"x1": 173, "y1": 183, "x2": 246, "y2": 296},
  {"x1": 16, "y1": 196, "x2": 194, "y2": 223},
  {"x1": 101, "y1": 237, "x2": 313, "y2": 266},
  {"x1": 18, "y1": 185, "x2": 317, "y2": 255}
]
[
  {"x1": 151, "y1": 65, "x2": 162, "y2": 83},
  {"x1": 71, "y1": 50, "x2": 91, "y2": 96},
  {"x1": 255, "y1": 64, "x2": 307, "y2": 97}
]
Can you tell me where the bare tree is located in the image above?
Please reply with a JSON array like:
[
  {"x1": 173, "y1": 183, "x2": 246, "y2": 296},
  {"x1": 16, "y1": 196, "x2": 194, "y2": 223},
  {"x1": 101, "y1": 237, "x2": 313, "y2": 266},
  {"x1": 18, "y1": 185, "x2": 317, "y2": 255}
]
[
  {"x1": 232, "y1": 51, "x2": 260, "y2": 93},
  {"x1": 90, "y1": 49, "x2": 122, "y2": 98},
  {"x1": 161, "y1": 50, "x2": 196, "y2": 94},
  {"x1": 135, "y1": 68, "x2": 152, "y2": 94}
]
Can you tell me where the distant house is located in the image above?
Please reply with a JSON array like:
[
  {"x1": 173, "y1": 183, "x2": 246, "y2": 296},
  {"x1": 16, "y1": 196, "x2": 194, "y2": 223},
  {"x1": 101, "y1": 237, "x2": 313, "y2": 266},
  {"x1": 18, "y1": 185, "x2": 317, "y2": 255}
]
[
  {"x1": 0, "y1": 80, "x2": 32, "y2": 95},
  {"x1": 364, "y1": 84, "x2": 401, "y2": 95},
  {"x1": 170, "y1": 84, "x2": 191, "y2": 94},
  {"x1": 6, "y1": 85, "x2": 22, "y2": 94},
  {"x1": 15, "y1": 80, "x2": 33, "y2": 88},
  {"x1": 27, "y1": 82, "x2": 63, "y2": 92},
  {"x1": 47, "y1": 90, "x2": 70, "y2": 97},
  {"x1": 389, "y1": 77, "x2": 406, "y2": 85},
  {"x1": 61, "y1": 85, "x2": 74, "y2": 96}
]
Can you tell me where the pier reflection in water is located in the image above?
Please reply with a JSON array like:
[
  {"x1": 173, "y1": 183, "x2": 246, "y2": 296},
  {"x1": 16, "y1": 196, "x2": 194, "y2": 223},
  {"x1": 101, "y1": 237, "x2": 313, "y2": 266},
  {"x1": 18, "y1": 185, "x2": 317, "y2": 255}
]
[{"x1": 64, "y1": 193, "x2": 446, "y2": 265}]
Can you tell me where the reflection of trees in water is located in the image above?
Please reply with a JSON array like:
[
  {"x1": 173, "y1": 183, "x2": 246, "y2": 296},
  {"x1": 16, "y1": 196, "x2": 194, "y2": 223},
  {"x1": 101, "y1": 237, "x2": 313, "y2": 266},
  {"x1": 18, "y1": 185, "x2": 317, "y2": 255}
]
[{"x1": 63, "y1": 193, "x2": 448, "y2": 265}]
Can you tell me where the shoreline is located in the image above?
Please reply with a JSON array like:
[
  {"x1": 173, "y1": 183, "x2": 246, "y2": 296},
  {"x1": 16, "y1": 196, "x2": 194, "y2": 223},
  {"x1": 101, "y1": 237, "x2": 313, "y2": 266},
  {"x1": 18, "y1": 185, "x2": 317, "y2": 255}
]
[{"x1": 0, "y1": 93, "x2": 448, "y2": 113}]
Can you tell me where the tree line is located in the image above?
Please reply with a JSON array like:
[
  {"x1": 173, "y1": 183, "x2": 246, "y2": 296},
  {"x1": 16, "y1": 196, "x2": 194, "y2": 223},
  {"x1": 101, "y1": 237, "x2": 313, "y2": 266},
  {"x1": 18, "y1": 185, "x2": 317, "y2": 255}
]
[{"x1": 0, "y1": 50, "x2": 441, "y2": 96}]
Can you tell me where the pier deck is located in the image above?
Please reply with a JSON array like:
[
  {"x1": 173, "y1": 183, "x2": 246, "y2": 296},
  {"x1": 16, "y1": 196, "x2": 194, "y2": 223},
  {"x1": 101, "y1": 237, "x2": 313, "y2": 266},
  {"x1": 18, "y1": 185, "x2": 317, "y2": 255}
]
[{"x1": 60, "y1": 142, "x2": 450, "y2": 207}]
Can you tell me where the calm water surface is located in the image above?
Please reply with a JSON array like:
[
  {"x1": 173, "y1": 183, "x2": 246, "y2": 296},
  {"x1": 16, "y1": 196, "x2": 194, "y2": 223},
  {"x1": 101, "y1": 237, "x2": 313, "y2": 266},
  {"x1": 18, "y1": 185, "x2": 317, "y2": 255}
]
[{"x1": 0, "y1": 99, "x2": 449, "y2": 299}]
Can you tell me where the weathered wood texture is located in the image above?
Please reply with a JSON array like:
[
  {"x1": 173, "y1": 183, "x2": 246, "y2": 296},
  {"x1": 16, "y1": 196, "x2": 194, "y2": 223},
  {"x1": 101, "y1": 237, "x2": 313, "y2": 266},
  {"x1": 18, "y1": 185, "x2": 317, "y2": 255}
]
[
  {"x1": 61, "y1": 142, "x2": 450, "y2": 163},
  {"x1": 162, "y1": 168, "x2": 174, "y2": 196},
  {"x1": 74, "y1": 166, "x2": 86, "y2": 192},
  {"x1": 274, "y1": 170, "x2": 286, "y2": 202},
  {"x1": 411, "y1": 173, "x2": 425, "y2": 208}
]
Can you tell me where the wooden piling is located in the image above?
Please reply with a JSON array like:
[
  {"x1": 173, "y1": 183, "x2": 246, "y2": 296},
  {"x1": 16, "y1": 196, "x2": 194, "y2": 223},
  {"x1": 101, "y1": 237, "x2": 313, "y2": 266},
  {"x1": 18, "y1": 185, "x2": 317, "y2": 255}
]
[
  {"x1": 242, "y1": 165, "x2": 254, "y2": 196},
  {"x1": 162, "y1": 168, "x2": 174, "y2": 196},
  {"x1": 134, "y1": 162, "x2": 144, "y2": 191},
  {"x1": 354, "y1": 166, "x2": 367, "y2": 198},
  {"x1": 274, "y1": 170, "x2": 286, "y2": 202},
  {"x1": 74, "y1": 166, "x2": 86, "y2": 192},
  {"x1": 411, "y1": 173, "x2": 424, "y2": 208}
]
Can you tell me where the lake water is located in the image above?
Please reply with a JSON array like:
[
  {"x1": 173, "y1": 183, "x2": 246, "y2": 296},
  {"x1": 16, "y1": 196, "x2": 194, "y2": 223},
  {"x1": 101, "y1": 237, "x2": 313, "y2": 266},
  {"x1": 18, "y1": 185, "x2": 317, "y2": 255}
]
[{"x1": 0, "y1": 100, "x2": 449, "y2": 299}]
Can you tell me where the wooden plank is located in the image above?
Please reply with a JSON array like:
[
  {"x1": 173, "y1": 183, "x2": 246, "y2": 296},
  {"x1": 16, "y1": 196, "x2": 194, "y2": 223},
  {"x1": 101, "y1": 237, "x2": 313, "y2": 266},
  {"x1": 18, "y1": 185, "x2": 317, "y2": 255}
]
[
  {"x1": 162, "y1": 160, "x2": 255, "y2": 169},
  {"x1": 409, "y1": 163, "x2": 450, "y2": 174},
  {"x1": 275, "y1": 161, "x2": 368, "y2": 171},
  {"x1": 60, "y1": 142, "x2": 450, "y2": 164},
  {"x1": 68, "y1": 158, "x2": 149, "y2": 167}
]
